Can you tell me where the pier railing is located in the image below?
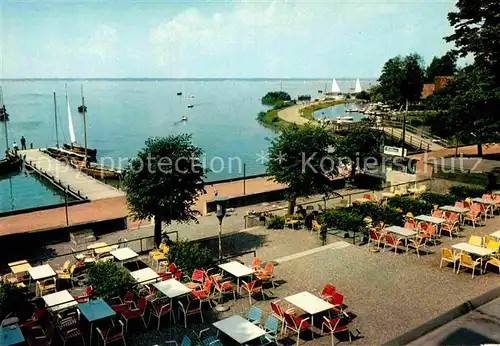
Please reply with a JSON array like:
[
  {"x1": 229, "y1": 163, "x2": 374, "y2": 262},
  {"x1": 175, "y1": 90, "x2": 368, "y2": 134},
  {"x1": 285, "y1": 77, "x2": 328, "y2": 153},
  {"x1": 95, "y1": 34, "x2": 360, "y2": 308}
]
[{"x1": 380, "y1": 120, "x2": 450, "y2": 148}]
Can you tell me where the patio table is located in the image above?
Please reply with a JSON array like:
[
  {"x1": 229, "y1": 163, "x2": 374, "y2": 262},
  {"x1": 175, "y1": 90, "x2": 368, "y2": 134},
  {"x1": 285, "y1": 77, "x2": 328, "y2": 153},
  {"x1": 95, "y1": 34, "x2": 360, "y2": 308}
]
[
  {"x1": 110, "y1": 247, "x2": 138, "y2": 266},
  {"x1": 472, "y1": 197, "x2": 497, "y2": 217},
  {"x1": 28, "y1": 264, "x2": 56, "y2": 281},
  {"x1": 87, "y1": 242, "x2": 108, "y2": 249},
  {"x1": 153, "y1": 279, "x2": 191, "y2": 299},
  {"x1": 130, "y1": 268, "x2": 160, "y2": 285},
  {"x1": 285, "y1": 291, "x2": 334, "y2": 339},
  {"x1": 43, "y1": 290, "x2": 77, "y2": 312},
  {"x1": 218, "y1": 261, "x2": 255, "y2": 294},
  {"x1": 93, "y1": 246, "x2": 113, "y2": 255},
  {"x1": 386, "y1": 225, "x2": 417, "y2": 239},
  {"x1": 492, "y1": 191, "x2": 500, "y2": 195},
  {"x1": 10, "y1": 262, "x2": 32, "y2": 274},
  {"x1": 7, "y1": 260, "x2": 27, "y2": 267},
  {"x1": 415, "y1": 215, "x2": 446, "y2": 225},
  {"x1": 0, "y1": 324, "x2": 25, "y2": 345},
  {"x1": 213, "y1": 315, "x2": 266, "y2": 344},
  {"x1": 78, "y1": 299, "x2": 115, "y2": 346},
  {"x1": 489, "y1": 230, "x2": 500, "y2": 240},
  {"x1": 439, "y1": 205, "x2": 470, "y2": 214},
  {"x1": 452, "y1": 242, "x2": 495, "y2": 257}
]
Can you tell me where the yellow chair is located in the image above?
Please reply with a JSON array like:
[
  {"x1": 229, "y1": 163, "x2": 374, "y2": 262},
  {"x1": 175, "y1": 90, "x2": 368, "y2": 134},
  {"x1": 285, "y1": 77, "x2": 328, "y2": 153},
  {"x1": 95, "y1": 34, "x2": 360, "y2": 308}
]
[
  {"x1": 153, "y1": 245, "x2": 170, "y2": 270},
  {"x1": 57, "y1": 265, "x2": 76, "y2": 288},
  {"x1": 312, "y1": 220, "x2": 322, "y2": 234},
  {"x1": 468, "y1": 235, "x2": 483, "y2": 247},
  {"x1": 484, "y1": 235, "x2": 497, "y2": 248},
  {"x1": 37, "y1": 278, "x2": 56, "y2": 296},
  {"x1": 486, "y1": 241, "x2": 500, "y2": 252},
  {"x1": 149, "y1": 243, "x2": 166, "y2": 258},
  {"x1": 439, "y1": 248, "x2": 459, "y2": 272},
  {"x1": 457, "y1": 253, "x2": 482, "y2": 278},
  {"x1": 485, "y1": 257, "x2": 500, "y2": 274}
]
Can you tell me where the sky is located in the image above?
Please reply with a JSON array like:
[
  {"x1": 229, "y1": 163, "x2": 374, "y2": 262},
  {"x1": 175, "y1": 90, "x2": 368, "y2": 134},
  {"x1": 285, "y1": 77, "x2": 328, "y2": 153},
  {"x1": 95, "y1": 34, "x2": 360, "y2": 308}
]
[{"x1": 0, "y1": 0, "x2": 458, "y2": 79}]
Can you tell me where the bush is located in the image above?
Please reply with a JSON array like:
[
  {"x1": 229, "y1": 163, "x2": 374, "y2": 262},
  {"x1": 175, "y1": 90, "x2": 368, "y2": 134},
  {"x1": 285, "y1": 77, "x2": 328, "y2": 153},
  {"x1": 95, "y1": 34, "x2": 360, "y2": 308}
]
[
  {"x1": 267, "y1": 216, "x2": 285, "y2": 229},
  {"x1": 87, "y1": 262, "x2": 135, "y2": 301},
  {"x1": 0, "y1": 283, "x2": 25, "y2": 320},
  {"x1": 320, "y1": 208, "x2": 365, "y2": 234},
  {"x1": 387, "y1": 196, "x2": 429, "y2": 216},
  {"x1": 420, "y1": 192, "x2": 456, "y2": 207},
  {"x1": 168, "y1": 239, "x2": 213, "y2": 272},
  {"x1": 351, "y1": 202, "x2": 403, "y2": 226},
  {"x1": 449, "y1": 185, "x2": 485, "y2": 200},
  {"x1": 262, "y1": 91, "x2": 292, "y2": 106}
]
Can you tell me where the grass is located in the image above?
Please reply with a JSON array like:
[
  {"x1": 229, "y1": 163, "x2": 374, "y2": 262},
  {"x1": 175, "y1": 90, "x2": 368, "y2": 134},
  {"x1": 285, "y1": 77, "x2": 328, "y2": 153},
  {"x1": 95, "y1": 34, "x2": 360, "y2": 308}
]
[
  {"x1": 256, "y1": 109, "x2": 291, "y2": 131},
  {"x1": 299, "y1": 99, "x2": 352, "y2": 120}
]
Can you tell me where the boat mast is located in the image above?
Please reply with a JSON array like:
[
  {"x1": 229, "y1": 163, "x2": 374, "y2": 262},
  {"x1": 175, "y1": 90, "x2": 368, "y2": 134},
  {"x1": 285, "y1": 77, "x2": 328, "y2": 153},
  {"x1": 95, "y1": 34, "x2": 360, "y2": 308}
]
[
  {"x1": 81, "y1": 85, "x2": 88, "y2": 165},
  {"x1": 53, "y1": 92, "x2": 59, "y2": 148},
  {"x1": 1, "y1": 87, "x2": 9, "y2": 151}
]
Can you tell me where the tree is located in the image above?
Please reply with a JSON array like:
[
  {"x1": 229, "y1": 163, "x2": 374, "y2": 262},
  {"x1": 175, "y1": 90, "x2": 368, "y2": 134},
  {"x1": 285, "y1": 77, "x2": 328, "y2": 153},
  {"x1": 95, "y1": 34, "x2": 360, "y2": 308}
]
[
  {"x1": 445, "y1": 0, "x2": 500, "y2": 80},
  {"x1": 378, "y1": 54, "x2": 425, "y2": 105},
  {"x1": 267, "y1": 124, "x2": 338, "y2": 214},
  {"x1": 261, "y1": 91, "x2": 292, "y2": 106},
  {"x1": 426, "y1": 52, "x2": 457, "y2": 82},
  {"x1": 338, "y1": 125, "x2": 383, "y2": 179},
  {"x1": 123, "y1": 135, "x2": 206, "y2": 246},
  {"x1": 427, "y1": 66, "x2": 500, "y2": 155},
  {"x1": 355, "y1": 90, "x2": 370, "y2": 101}
]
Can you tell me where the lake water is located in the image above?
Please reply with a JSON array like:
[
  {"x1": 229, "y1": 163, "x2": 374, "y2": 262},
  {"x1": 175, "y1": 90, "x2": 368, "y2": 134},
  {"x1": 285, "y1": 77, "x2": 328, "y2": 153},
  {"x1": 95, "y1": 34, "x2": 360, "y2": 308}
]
[
  {"x1": 312, "y1": 102, "x2": 366, "y2": 122},
  {"x1": 0, "y1": 170, "x2": 76, "y2": 212},
  {"x1": 0, "y1": 78, "x2": 375, "y2": 211}
]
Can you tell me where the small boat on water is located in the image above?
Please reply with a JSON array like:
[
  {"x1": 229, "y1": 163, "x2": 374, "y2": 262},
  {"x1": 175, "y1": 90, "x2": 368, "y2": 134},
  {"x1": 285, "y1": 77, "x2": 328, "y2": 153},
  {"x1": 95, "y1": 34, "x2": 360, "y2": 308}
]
[
  {"x1": 70, "y1": 160, "x2": 121, "y2": 179},
  {"x1": 181, "y1": 116, "x2": 188, "y2": 121},
  {"x1": 77, "y1": 105, "x2": 87, "y2": 113},
  {"x1": 63, "y1": 143, "x2": 97, "y2": 158},
  {"x1": 0, "y1": 105, "x2": 8, "y2": 122},
  {"x1": 177, "y1": 92, "x2": 182, "y2": 96},
  {"x1": 336, "y1": 116, "x2": 354, "y2": 124},
  {"x1": 187, "y1": 104, "x2": 194, "y2": 109},
  {"x1": 0, "y1": 154, "x2": 21, "y2": 175}
]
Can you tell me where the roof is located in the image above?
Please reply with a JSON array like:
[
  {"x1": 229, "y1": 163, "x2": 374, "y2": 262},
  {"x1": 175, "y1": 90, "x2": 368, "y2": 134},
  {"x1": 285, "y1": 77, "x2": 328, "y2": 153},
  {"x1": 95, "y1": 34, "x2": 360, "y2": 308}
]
[{"x1": 421, "y1": 83, "x2": 436, "y2": 98}]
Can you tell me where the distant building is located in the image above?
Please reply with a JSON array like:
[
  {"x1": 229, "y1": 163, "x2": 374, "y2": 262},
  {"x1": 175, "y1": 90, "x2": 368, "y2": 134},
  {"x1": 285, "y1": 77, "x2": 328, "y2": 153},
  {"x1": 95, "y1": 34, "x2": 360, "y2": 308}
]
[{"x1": 421, "y1": 76, "x2": 453, "y2": 98}]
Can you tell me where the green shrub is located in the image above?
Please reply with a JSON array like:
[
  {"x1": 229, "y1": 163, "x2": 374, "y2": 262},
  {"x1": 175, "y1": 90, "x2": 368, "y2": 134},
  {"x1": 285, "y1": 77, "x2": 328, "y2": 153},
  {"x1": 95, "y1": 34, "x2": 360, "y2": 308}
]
[
  {"x1": 262, "y1": 91, "x2": 292, "y2": 106},
  {"x1": 0, "y1": 283, "x2": 25, "y2": 320},
  {"x1": 351, "y1": 202, "x2": 403, "y2": 226},
  {"x1": 267, "y1": 215, "x2": 285, "y2": 229},
  {"x1": 449, "y1": 185, "x2": 485, "y2": 200},
  {"x1": 168, "y1": 239, "x2": 213, "y2": 272},
  {"x1": 87, "y1": 262, "x2": 135, "y2": 301},
  {"x1": 420, "y1": 192, "x2": 456, "y2": 207},
  {"x1": 320, "y1": 208, "x2": 365, "y2": 234},
  {"x1": 387, "y1": 196, "x2": 429, "y2": 216}
]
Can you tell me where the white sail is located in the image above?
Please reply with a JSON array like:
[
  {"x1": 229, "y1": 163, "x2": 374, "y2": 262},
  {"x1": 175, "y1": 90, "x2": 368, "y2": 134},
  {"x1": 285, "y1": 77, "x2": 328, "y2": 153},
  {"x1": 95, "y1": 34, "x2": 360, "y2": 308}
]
[
  {"x1": 331, "y1": 78, "x2": 340, "y2": 93},
  {"x1": 355, "y1": 78, "x2": 362, "y2": 93},
  {"x1": 67, "y1": 99, "x2": 76, "y2": 144}
]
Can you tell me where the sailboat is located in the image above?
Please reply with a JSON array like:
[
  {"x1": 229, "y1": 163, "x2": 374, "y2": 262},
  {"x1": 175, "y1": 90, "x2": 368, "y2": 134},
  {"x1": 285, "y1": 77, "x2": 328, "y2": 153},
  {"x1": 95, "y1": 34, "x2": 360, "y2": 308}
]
[
  {"x1": 354, "y1": 78, "x2": 362, "y2": 93},
  {"x1": 0, "y1": 87, "x2": 21, "y2": 175},
  {"x1": 68, "y1": 86, "x2": 121, "y2": 180},
  {"x1": 62, "y1": 85, "x2": 97, "y2": 160},
  {"x1": 331, "y1": 78, "x2": 341, "y2": 93}
]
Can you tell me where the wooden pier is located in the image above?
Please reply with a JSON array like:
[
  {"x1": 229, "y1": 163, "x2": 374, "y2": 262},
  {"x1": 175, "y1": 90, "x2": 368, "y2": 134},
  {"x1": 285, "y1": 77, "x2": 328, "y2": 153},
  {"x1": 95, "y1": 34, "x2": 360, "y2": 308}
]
[{"x1": 17, "y1": 149, "x2": 124, "y2": 201}]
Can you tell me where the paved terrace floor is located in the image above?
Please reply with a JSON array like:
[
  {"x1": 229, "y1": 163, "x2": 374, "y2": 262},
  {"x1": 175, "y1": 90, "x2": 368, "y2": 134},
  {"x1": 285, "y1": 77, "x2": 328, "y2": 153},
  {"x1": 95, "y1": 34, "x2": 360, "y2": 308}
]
[{"x1": 15, "y1": 193, "x2": 500, "y2": 345}]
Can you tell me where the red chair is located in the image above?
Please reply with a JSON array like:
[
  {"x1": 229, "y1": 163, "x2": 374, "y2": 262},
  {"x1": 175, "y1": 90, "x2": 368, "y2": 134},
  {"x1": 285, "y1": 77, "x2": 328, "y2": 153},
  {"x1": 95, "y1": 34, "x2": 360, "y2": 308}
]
[
  {"x1": 214, "y1": 279, "x2": 236, "y2": 302},
  {"x1": 320, "y1": 284, "x2": 336, "y2": 302},
  {"x1": 97, "y1": 320, "x2": 126, "y2": 346},
  {"x1": 404, "y1": 221, "x2": 415, "y2": 229},
  {"x1": 184, "y1": 269, "x2": 206, "y2": 289},
  {"x1": 191, "y1": 278, "x2": 213, "y2": 307},
  {"x1": 367, "y1": 229, "x2": 381, "y2": 250},
  {"x1": 148, "y1": 299, "x2": 174, "y2": 330},
  {"x1": 455, "y1": 201, "x2": 465, "y2": 208},
  {"x1": 363, "y1": 193, "x2": 372, "y2": 200},
  {"x1": 73, "y1": 286, "x2": 92, "y2": 303},
  {"x1": 270, "y1": 300, "x2": 287, "y2": 335},
  {"x1": 121, "y1": 297, "x2": 148, "y2": 332},
  {"x1": 255, "y1": 263, "x2": 275, "y2": 289},
  {"x1": 178, "y1": 299, "x2": 204, "y2": 328},
  {"x1": 250, "y1": 257, "x2": 262, "y2": 271},
  {"x1": 431, "y1": 209, "x2": 443, "y2": 218},
  {"x1": 417, "y1": 221, "x2": 429, "y2": 231},
  {"x1": 284, "y1": 311, "x2": 311, "y2": 346},
  {"x1": 241, "y1": 280, "x2": 265, "y2": 306},
  {"x1": 441, "y1": 213, "x2": 459, "y2": 239},
  {"x1": 321, "y1": 316, "x2": 352, "y2": 345},
  {"x1": 330, "y1": 292, "x2": 344, "y2": 310},
  {"x1": 383, "y1": 234, "x2": 401, "y2": 255}
]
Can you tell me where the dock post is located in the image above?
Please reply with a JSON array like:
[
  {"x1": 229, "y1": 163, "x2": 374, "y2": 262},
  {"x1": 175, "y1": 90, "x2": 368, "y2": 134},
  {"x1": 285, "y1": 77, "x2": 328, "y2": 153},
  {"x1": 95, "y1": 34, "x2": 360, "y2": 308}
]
[{"x1": 64, "y1": 188, "x2": 69, "y2": 225}]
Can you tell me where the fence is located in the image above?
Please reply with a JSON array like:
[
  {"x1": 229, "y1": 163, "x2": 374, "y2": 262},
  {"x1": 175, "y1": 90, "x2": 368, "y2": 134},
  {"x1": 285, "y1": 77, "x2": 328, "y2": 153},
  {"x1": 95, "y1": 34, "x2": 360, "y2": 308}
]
[{"x1": 380, "y1": 120, "x2": 450, "y2": 148}]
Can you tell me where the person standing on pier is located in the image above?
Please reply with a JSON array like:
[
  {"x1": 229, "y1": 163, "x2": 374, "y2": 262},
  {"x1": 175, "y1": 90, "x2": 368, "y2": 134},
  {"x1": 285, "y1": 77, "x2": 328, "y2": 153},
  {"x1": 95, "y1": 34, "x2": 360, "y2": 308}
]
[
  {"x1": 20, "y1": 136, "x2": 26, "y2": 150},
  {"x1": 12, "y1": 141, "x2": 18, "y2": 152}
]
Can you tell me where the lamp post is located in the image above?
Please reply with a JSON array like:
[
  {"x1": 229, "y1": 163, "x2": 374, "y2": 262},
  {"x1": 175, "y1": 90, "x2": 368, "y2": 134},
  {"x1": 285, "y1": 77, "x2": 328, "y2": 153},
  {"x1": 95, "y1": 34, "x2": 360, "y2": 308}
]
[
  {"x1": 214, "y1": 195, "x2": 228, "y2": 261},
  {"x1": 64, "y1": 188, "x2": 69, "y2": 225},
  {"x1": 401, "y1": 99, "x2": 408, "y2": 158}
]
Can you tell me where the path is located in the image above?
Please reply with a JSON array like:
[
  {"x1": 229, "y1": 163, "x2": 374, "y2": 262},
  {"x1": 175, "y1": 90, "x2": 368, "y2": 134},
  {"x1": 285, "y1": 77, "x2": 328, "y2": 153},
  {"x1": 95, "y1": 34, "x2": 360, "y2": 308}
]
[
  {"x1": 277, "y1": 103, "x2": 312, "y2": 125},
  {"x1": 379, "y1": 126, "x2": 445, "y2": 151},
  {"x1": 18, "y1": 149, "x2": 124, "y2": 200}
]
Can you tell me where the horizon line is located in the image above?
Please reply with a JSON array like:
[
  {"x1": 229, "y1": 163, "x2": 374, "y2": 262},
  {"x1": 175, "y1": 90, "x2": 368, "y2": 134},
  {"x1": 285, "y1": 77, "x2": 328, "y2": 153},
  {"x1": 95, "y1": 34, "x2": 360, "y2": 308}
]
[{"x1": 0, "y1": 77, "x2": 378, "y2": 81}]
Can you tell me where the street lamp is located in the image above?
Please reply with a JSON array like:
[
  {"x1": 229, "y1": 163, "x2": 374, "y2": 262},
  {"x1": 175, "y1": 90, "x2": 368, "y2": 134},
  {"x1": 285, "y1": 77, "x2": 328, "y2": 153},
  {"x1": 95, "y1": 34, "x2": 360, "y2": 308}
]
[{"x1": 214, "y1": 195, "x2": 228, "y2": 261}]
